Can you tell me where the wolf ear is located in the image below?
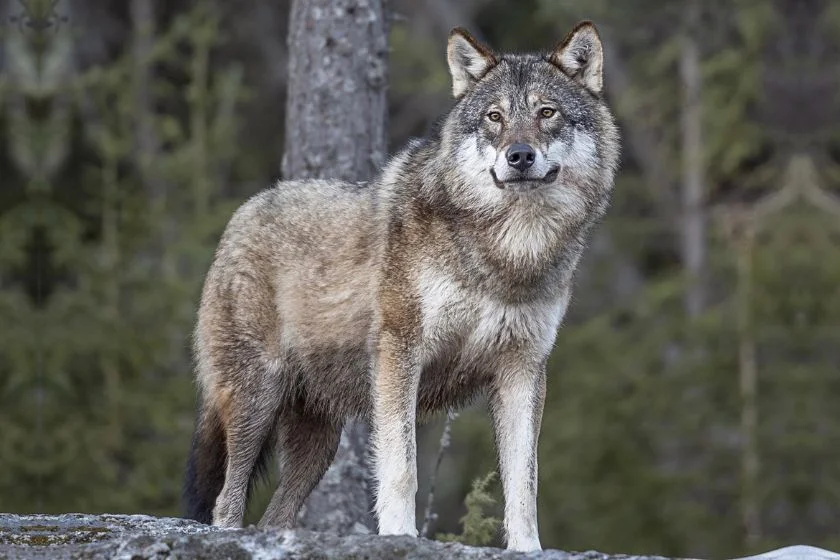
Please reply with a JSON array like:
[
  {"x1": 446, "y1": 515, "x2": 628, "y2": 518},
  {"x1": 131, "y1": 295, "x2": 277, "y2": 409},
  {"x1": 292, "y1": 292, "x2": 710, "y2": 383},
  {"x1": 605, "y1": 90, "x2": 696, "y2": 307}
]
[
  {"x1": 550, "y1": 21, "x2": 604, "y2": 95},
  {"x1": 447, "y1": 28, "x2": 497, "y2": 99}
]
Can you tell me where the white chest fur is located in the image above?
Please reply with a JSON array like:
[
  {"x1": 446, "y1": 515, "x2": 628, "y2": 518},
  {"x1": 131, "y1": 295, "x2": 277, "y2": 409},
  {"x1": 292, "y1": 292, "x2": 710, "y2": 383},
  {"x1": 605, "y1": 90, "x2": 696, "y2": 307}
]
[{"x1": 417, "y1": 268, "x2": 569, "y2": 366}]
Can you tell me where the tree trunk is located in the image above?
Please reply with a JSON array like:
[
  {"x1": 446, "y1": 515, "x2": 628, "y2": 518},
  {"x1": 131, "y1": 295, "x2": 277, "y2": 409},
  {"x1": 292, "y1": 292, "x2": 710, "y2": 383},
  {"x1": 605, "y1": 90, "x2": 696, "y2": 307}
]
[
  {"x1": 272, "y1": 0, "x2": 389, "y2": 535},
  {"x1": 282, "y1": 0, "x2": 388, "y2": 182},
  {"x1": 130, "y1": 0, "x2": 164, "y2": 202},
  {"x1": 679, "y1": 0, "x2": 707, "y2": 318},
  {"x1": 736, "y1": 223, "x2": 760, "y2": 549}
]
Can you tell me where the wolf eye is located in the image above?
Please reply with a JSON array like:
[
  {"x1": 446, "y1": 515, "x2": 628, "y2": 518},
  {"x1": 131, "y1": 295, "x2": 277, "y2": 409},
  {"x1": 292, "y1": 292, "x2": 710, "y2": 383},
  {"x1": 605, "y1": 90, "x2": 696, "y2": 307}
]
[
  {"x1": 540, "y1": 107, "x2": 557, "y2": 118},
  {"x1": 487, "y1": 111, "x2": 502, "y2": 122}
]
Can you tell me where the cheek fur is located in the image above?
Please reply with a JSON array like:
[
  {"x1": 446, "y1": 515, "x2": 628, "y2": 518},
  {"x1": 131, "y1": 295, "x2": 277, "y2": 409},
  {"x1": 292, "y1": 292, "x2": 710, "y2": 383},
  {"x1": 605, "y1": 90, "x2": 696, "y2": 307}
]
[
  {"x1": 456, "y1": 136, "x2": 497, "y2": 178},
  {"x1": 545, "y1": 128, "x2": 598, "y2": 171}
]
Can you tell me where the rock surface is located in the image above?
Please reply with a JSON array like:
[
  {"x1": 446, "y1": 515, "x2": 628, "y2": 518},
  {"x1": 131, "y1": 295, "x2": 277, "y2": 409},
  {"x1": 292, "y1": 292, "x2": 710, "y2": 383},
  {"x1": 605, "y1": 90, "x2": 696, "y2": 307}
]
[
  {"x1": 0, "y1": 514, "x2": 671, "y2": 559},
  {"x1": 0, "y1": 514, "x2": 837, "y2": 560}
]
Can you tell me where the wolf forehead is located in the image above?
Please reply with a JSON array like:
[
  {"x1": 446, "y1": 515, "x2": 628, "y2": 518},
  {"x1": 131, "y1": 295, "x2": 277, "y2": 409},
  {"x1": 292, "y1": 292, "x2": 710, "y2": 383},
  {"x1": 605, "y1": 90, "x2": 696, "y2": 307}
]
[{"x1": 454, "y1": 55, "x2": 600, "y2": 130}]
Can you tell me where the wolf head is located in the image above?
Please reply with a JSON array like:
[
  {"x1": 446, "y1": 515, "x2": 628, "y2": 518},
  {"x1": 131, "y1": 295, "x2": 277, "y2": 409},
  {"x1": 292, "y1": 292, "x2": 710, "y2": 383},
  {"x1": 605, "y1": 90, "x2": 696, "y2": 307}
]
[{"x1": 435, "y1": 22, "x2": 619, "y2": 217}]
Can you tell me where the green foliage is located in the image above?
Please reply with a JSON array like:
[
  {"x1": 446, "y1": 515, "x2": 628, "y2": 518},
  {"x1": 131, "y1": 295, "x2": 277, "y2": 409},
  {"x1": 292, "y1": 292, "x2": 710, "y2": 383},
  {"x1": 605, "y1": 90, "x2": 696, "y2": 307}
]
[
  {"x1": 0, "y1": 1, "x2": 249, "y2": 515},
  {"x1": 2, "y1": 1, "x2": 839, "y2": 558},
  {"x1": 436, "y1": 471, "x2": 501, "y2": 547}
]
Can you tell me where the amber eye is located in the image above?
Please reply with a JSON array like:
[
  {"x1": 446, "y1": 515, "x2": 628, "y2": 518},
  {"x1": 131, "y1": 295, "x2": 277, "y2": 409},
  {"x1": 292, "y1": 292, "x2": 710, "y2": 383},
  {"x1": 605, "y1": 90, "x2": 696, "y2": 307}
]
[
  {"x1": 487, "y1": 111, "x2": 502, "y2": 122},
  {"x1": 540, "y1": 107, "x2": 556, "y2": 118}
]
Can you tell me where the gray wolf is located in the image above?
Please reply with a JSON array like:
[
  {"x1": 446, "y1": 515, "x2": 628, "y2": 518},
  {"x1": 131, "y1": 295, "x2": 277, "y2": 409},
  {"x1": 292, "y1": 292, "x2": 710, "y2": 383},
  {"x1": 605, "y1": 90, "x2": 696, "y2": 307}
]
[{"x1": 184, "y1": 21, "x2": 619, "y2": 552}]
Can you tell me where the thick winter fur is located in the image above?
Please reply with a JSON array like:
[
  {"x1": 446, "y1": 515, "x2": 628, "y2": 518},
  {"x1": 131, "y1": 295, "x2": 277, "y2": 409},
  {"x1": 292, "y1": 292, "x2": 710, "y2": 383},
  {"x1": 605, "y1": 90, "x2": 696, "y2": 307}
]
[{"x1": 184, "y1": 22, "x2": 619, "y2": 552}]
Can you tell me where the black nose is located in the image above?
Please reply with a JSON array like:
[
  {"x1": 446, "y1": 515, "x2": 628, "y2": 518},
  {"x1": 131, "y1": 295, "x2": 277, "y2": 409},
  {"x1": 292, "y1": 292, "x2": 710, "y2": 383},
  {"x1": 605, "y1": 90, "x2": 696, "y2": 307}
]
[{"x1": 506, "y1": 143, "x2": 536, "y2": 171}]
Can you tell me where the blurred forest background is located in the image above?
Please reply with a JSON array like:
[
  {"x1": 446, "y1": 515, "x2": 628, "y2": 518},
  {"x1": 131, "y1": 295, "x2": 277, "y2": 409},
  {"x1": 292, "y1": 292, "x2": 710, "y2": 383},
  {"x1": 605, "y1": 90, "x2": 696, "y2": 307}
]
[{"x1": 2, "y1": 0, "x2": 840, "y2": 557}]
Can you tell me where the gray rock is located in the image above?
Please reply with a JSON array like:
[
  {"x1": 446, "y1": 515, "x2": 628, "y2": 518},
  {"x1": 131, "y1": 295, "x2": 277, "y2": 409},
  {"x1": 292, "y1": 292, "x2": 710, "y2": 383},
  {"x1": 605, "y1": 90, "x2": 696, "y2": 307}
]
[
  {"x1": 733, "y1": 546, "x2": 840, "y2": 560},
  {"x1": 0, "y1": 513, "x2": 672, "y2": 560},
  {"x1": 1, "y1": 514, "x2": 836, "y2": 560}
]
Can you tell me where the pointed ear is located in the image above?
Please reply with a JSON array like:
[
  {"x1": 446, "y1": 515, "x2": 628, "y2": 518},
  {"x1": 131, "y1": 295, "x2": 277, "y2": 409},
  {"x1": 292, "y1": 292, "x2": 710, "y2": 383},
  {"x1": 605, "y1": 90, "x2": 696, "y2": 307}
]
[
  {"x1": 447, "y1": 28, "x2": 497, "y2": 99},
  {"x1": 550, "y1": 21, "x2": 604, "y2": 95}
]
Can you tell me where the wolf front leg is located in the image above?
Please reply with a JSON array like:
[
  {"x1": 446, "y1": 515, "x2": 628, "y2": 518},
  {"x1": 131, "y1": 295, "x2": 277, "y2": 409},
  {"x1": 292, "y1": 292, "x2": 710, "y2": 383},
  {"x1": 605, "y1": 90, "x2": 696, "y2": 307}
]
[
  {"x1": 490, "y1": 364, "x2": 546, "y2": 552},
  {"x1": 371, "y1": 329, "x2": 421, "y2": 537}
]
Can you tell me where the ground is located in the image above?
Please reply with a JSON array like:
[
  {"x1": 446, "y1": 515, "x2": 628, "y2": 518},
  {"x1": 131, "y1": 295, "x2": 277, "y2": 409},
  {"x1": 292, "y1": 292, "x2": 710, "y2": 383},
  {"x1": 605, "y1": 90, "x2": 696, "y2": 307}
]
[{"x1": 0, "y1": 514, "x2": 833, "y2": 560}]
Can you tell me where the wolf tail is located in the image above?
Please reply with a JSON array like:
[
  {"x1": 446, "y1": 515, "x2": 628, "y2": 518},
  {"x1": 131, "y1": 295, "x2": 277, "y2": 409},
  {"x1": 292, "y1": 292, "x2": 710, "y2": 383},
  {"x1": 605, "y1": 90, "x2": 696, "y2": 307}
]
[{"x1": 183, "y1": 403, "x2": 227, "y2": 524}]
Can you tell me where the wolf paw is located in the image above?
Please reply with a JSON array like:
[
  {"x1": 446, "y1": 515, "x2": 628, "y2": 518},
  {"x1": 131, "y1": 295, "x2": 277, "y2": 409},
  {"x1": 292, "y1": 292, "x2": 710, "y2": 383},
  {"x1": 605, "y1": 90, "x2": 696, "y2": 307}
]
[
  {"x1": 378, "y1": 523, "x2": 418, "y2": 538},
  {"x1": 506, "y1": 537, "x2": 542, "y2": 552}
]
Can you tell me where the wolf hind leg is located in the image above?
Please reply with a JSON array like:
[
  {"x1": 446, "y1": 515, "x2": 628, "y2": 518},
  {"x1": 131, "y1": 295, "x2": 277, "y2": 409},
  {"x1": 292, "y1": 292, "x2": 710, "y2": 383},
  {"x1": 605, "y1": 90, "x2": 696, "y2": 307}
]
[
  {"x1": 257, "y1": 408, "x2": 342, "y2": 528},
  {"x1": 211, "y1": 368, "x2": 282, "y2": 528}
]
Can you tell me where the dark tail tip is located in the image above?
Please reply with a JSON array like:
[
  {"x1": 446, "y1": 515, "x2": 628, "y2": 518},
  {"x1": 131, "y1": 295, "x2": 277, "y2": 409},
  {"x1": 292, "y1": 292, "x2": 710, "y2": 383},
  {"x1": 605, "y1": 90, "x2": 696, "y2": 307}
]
[{"x1": 183, "y1": 406, "x2": 226, "y2": 524}]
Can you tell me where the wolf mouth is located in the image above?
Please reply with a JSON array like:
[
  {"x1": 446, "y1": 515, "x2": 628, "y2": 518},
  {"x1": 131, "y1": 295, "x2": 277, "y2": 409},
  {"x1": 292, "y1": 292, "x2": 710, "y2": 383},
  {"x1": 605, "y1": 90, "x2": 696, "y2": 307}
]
[{"x1": 490, "y1": 167, "x2": 560, "y2": 190}]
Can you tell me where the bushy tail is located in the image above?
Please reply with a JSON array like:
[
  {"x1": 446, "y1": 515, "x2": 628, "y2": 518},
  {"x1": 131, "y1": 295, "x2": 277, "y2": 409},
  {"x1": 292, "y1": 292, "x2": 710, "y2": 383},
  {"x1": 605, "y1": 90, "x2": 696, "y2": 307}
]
[{"x1": 183, "y1": 404, "x2": 227, "y2": 524}]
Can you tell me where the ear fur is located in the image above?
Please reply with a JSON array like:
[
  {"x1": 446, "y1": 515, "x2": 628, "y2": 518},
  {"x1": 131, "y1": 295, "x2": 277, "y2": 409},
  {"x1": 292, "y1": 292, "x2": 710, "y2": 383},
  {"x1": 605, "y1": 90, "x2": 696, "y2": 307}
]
[
  {"x1": 447, "y1": 28, "x2": 497, "y2": 99},
  {"x1": 550, "y1": 21, "x2": 604, "y2": 95}
]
